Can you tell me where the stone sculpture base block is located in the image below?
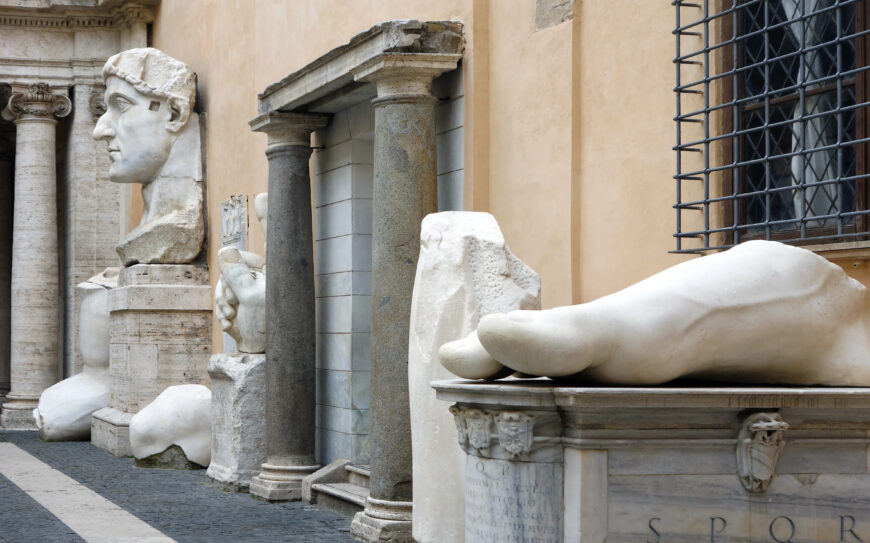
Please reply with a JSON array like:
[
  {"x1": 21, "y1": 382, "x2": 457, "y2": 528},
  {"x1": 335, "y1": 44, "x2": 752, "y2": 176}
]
[
  {"x1": 434, "y1": 381, "x2": 870, "y2": 543},
  {"x1": 350, "y1": 498, "x2": 414, "y2": 543},
  {"x1": 91, "y1": 406, "x2": 133, "y2": 456},
  {"x1": 92, "y1": 264, "x2": 212, "y2": 457},
  {"x1": 0, "y1": 399, "x2": 37, "y2": 429},
  {"x1": 206, "y1": 352, "x2": 266, "y2": 493},
  {"x1": 135, "y1": 444, "x2": 205, "y2": 470}
]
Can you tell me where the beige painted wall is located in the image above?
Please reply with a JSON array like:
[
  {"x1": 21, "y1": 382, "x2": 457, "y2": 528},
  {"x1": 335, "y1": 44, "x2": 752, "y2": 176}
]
[{"x1": 149, "y1": 0, "x2": 870, "y2": 355}]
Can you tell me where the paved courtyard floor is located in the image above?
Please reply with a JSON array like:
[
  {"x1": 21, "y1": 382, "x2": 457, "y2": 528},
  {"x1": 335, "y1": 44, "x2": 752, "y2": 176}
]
[{"x1": 0, "y1": 431, "x2": 355, "y2": 543}]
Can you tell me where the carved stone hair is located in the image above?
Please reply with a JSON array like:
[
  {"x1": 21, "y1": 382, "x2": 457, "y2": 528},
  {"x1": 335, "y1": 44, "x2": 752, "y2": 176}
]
[{"x1": 102, "y1": 48, "x2": 195, "y2": 117}]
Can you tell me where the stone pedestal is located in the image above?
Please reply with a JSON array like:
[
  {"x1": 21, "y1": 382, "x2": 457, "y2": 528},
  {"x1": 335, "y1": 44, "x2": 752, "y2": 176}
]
[
  {"x1": 206, "y1": 352, "x2": 266, "y2": 492},
  {"x1": 0, "y1": 84, "x2": 71, "y2": 429},
  {"x1": 91, "y1": 264, "x2": 211, "y2": 456},
  {"x1": 348, "y1": 51, "x2": 460, "y2": 543},
  {"x1": 435, "y1": 381, "x2": 870, "y2": 543},
  {"x1": 247, "y1": 112, "x2": 327, "y2": 501}
]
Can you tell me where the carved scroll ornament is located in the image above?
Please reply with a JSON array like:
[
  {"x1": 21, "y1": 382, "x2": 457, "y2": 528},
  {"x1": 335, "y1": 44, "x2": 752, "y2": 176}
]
[{"x1": 2, "y1": 83, "x2": 71, "y2": 121}]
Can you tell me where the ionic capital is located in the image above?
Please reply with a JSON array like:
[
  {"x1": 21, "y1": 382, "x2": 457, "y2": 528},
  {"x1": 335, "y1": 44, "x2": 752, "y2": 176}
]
[
  {"x1": 2, "y1": 83, "x2": 71, "y2": 122},
  {"x1": 352, "y1": 53, "x2": 461, "y2": 101},
  {"x1": 111, "y1": 3, "x2": 154, "y2": 27},
  {"x1": 249, "y1": 111, "x2": 329, "y2": 151},
  {"x1": 89, "y1": 85, "x2": 107, "y2": 120}
]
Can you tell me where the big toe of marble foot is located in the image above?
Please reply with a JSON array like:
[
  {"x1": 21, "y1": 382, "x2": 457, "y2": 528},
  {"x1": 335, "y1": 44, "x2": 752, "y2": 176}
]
[
  {"x1": 439, "y1": 330, "x2": 511, "y2": 380},
  {"x1": 477, "y1": 310, "x2": 595, "y2": 377}
]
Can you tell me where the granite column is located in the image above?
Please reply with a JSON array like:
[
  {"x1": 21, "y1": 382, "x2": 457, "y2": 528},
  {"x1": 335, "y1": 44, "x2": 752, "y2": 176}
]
[
  {"x1": 248, "y1": 112, "x2": 328, "y2": 501},
  {"x1": 0, "y1": 83, "x2": 70, "y2": 429},
  {"x1": 350, "y1": 53, "x2": 460, "y2": 541}
]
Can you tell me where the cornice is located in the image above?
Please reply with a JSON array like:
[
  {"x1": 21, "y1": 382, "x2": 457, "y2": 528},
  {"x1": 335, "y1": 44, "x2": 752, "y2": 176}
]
[{"x1": 0, "y1": 2, "x2": 153, "y2": 30}]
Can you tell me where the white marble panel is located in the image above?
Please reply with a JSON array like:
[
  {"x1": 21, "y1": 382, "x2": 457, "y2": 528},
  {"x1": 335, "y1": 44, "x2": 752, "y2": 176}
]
[
  {"x1": 316, "y1": 295, "x2": 353, "y2": 334},
  {"x1": 316, "y1": 200, "x2": 353, "y2": 240},
  {"x1": 316, "y1": 333, "x2": 352, "y2": 371},
  {"x1": 316, "y1": 368, "x2": 351, "y2": 409},
  {"x1": 350, "y1": 370, "x2": 370, "y2": 410},
  {"x1": 314, "y1": 139, "x2": 373, "y2": 175},
  {"x1": 438, "y1": 170, "x2": 464, "y2": 212},
  {"x1": 351, "y1": 333, "x2": 371, "y2": 371},
  {"x1": 465, "y1": 457, "x2": 562, "y2": 543},
  {"x1": 436, "y1": 95, "x2": 463, "y2": 134},
  {"x1": 436, "y1": 127, "x2": 464, "y2": 175},
  {"x1": 607, "y1": 473, "x2": 870, "y2": 543},
  {"x1": 316, "y1": 164, "x2": 352, "y2": 206}
]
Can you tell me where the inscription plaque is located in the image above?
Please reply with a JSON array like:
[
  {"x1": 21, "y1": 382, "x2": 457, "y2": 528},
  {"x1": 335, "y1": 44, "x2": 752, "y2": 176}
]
[
  {"x1": 220, "y1": 194, "x2": 248, "y2": 250},
  {"x1": 465, "y1": 457, "x2": 562, "y2": 543}
]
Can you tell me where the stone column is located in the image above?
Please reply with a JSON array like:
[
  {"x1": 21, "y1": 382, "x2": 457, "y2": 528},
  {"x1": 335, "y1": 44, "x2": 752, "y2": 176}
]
[
  {"x1": 248, "y1": 112, "x2": 328, "y2": 501},
  {"x1": 0, "y1": 147, "x2": 12, "y2": 402},
  {"x1": 0, "y1": 83, "x2": 70, "y2": 429},
  {"x1": 349, "y1": 53, "x2": 460, "y2": 542}
]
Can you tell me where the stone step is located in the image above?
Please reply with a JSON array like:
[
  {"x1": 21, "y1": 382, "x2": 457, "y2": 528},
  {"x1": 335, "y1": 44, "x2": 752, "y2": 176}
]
[
  {"x1": 344, "y1": 464, "x2": 370, "y2": 488},
  {"x1": 310, "y1": 482, "x2": 368, "y2": 517}
]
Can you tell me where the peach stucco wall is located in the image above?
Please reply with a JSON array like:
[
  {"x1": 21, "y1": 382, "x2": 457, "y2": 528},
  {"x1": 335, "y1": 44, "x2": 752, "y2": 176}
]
[{"x1": 149, "y1": 0, "x2": 869, "y2": 355}]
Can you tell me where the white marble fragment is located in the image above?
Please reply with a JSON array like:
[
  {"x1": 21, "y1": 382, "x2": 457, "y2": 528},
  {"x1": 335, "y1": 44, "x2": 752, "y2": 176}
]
[
  {"x1": 441, "y1": 240, "x2": 870, "y2": 386},
  {"x1": 92, "y1": 48, "x2": 204, "y2": 265},
  {"x1": 34, "y1": 268, "x2": 118, "y2": 441},
  {"x1": 129, "y1": 384, "x2": 212, "y2": 467},
  {"x1": 214, "y1": 193, "x2": 267, "y2": 353},
  {"x1": 409, "y1": 212, "x2": 540, "y2": 543}
]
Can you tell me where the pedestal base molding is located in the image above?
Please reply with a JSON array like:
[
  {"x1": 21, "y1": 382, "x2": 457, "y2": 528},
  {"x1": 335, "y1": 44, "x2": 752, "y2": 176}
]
[
  {"x1": 0, "y1": 396, "x2": 37, "y2": 429},
  {"x1": 249, "y1": 463, "x2": 319, "y2": 502},
  {"x1": 350, "y1": 497, "x2": 414, "y2": 543}
]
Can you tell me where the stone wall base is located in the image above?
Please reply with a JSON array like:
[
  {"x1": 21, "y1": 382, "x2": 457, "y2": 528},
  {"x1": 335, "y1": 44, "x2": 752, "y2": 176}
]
[
  {"x1": 206, "y1": 352, "x2": 266, "y2": 493},
  {"x1": 90, "y1": 406, "x2": 132, "y2": 456}
]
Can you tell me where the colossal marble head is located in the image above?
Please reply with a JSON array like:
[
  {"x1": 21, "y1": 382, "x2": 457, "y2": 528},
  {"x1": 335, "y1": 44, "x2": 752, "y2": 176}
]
[
  {"x1": 92, "y1": 48, "x2": 204, "y2": 266},
  {"x1": 93, "y1": 48, "x2": 196, "y2": 184}
]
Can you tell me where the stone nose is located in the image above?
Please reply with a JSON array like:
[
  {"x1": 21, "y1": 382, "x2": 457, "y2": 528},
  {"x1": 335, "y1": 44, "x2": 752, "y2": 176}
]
[{"x1": 92, "y1": 113, "x2": 114, "y2": 141}]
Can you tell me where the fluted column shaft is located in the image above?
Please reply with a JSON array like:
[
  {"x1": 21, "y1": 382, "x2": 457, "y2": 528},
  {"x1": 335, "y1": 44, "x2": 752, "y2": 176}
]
[
  {"x1": 248, "y1": 111, "x2": 327, "y2": 501},
  {"x1": 1, "y1": 83, "x2": 70, "y2": 429}
]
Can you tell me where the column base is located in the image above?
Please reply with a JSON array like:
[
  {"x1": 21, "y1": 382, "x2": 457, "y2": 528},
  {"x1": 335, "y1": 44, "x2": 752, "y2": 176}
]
[
  {"x1": 350, "y1": 497, "x2": 414, "y2": 543},
  {"x1": 249, "y1": 463, "x2": 320, "y2": 502},
  {"x1": 90, "y1": 406, "x2": 133, "y2": 457},
  {"x1": 0, "y1": 397, "x2": 37, "y2": 429}
]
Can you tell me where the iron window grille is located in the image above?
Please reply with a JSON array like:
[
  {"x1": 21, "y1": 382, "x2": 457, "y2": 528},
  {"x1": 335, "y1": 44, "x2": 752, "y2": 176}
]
[{"x1": 673, "y1": 0, "x2": 870, "y2": 254}]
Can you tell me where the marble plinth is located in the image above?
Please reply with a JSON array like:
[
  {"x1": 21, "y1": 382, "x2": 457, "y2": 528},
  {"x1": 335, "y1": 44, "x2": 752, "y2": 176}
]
[
  {"x1": 434, "y1": 381, "x2": 870, "y2": 543},
  {"x1": 91, "y1": 264, "x2": 211, "y2": 457},
  {"x1": 207, "y1": 352, "x2": 266, "y2": 492}
]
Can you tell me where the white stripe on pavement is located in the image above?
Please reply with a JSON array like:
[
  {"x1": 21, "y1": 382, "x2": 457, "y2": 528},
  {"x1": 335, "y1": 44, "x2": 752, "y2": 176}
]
[{"x1": 0, "y1": 443, "x2": 176, "y2": 543}]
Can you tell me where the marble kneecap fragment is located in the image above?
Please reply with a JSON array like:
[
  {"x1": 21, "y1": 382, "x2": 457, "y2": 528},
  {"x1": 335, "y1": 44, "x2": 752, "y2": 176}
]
[{"x1": 130, "y1": 384, "x2": 212, "y2": 467}]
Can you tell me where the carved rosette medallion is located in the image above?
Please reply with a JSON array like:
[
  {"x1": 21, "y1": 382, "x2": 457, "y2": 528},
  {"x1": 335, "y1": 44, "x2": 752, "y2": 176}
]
[
  {"x1": 449, "y1": 405, "x2": 540, "y2": 459},
  {"x1": 736, "y1": 412, "x2": 789, "y2": 493},
  {"x1": 2, "y1": 83, "x2": 71, "y2": 121}
]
